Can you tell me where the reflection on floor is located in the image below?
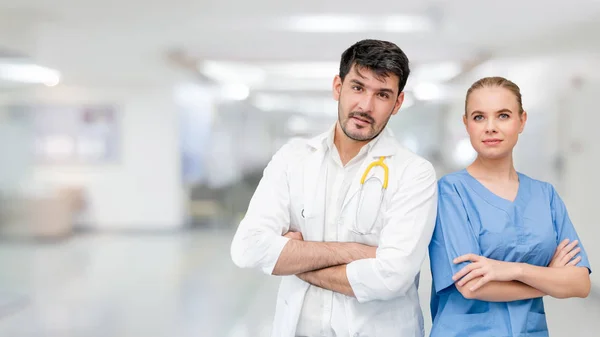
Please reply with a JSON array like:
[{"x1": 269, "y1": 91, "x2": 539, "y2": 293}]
[{"x1": 0, "y1": 228, "x2": 597, "y2": 337}]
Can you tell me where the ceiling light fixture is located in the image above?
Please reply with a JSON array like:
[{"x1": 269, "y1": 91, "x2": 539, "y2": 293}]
[
  {"x1": 0, "y1": 62, "x2": 61, "y2": 86},
  {"x1": 280, "y1": 14, "x2": 434, "y2": 33}
]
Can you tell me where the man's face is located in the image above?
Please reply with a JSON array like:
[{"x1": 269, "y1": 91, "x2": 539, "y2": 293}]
[{"x1": 333, "y1": 64, "x2": 404, "y2": 142}]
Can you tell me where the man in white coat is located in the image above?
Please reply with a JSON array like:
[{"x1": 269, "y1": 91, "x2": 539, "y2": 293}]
[{"x1": 230, "y1": 39, "x2": 438, "y2": 337}]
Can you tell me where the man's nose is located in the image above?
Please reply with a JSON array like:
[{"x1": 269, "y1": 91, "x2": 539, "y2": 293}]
[{"x1": 357, "y1": 93, "x2": 375, "y2": 113}]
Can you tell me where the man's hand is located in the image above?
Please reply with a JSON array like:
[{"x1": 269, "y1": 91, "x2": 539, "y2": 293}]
[
  {"x1": 283, "y1": 231, "x2": 304, "y2": 241},
  {"x1": 549, "y1": 239, "x2": 581, "y2": 268},
  {"x1": 452, "y1": 254, "x2": 521, "y2": 292}
]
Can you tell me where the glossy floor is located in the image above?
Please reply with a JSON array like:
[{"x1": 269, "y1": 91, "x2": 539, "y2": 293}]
[{"x1": 0, "y1": 228, "x2": 597, "y2": 337}]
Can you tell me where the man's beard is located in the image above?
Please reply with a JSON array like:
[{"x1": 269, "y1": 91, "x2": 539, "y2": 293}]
[{"x1": 338, "y1": 107, "x2": 391, "y2": 142}]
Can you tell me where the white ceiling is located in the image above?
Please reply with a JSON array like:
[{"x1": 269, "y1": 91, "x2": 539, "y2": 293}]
[
  {"x1": 1, "y1": 0, "x2": 600, "y2": 184},
  {"x1": 1, "y1": 0, "x2": 599, "y2": 89}
]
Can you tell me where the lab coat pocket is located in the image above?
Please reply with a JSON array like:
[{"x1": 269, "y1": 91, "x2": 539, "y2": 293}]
[
  {"x1": 298, "y1": 210, "x2": 320, "y2": 241},
  {"x1": 346, "y1": 297, "x2": 408, "y2": 337},
  {"x1": 272, "y1": 276, "x2": 309, "y2": 337},
  {"x1": 342, "y1": 177, "x2": 385, "y2": 236}
]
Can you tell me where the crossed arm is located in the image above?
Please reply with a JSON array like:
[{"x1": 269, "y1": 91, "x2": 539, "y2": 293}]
[
  {"x1": 451, "y1": 239, "x2": 591, "y2": 302},
  {"x1": 278, "y1": 235, "x2": 591, "y2": 302},
  {"x1": 231, "y1": 155, "x2": 438, "y2": 302},
  {"x1": 272, "y1": 231, "x2": 376, "y2": 297},
  {"x1": 271, "y1": 161, "x2": 438, "y2": 301}
]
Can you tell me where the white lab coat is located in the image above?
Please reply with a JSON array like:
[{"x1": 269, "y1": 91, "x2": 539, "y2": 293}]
[{"x1": 230, "y1": 126, "x2": 438, "y2": 337}]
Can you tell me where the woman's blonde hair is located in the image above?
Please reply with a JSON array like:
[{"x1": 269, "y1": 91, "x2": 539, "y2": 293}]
[{"x1": 465, "y1": 76, "x2": 524, "y2": 115}]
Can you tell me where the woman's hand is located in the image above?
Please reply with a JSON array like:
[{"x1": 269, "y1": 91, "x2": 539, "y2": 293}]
[
  {"x1": 452, "y1": 254, "x2": 522, "y2": 291},
  {"x1": 549, "y1": 239, "x2": 581, "y2": 267}
]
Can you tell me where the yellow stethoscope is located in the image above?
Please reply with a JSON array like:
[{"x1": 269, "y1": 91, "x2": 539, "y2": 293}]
[
  {"x1": 360, "y1": 156, "x2": 389, "y2": 189},
  {"x1": 351, "y1": 156, "x2": 389, "y2": 234}
]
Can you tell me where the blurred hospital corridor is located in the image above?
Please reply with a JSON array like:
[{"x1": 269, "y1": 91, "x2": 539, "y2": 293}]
[{"x1": 1, "y1": 0, "x2": 600, "y2": 336}]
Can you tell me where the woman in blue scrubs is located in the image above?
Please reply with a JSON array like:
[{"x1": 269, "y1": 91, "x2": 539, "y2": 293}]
[{"x1": 429, "y1": 76, "x2": 592, "y2": 337}]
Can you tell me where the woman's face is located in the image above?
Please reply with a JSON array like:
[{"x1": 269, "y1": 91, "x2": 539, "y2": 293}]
[{"x1": 464, "y1": 86, "x2": 527, "y2": 160}]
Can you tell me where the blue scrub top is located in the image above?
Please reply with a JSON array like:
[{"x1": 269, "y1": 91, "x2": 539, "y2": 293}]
[{"x1": 429, "y1": 169, "x2": 592, "y2": 337}]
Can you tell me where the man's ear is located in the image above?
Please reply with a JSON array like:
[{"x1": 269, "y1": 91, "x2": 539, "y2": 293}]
[
  {"x1": 392, "y1": 92, "x2": 405, "y2": 115},
  {"x1": 332, "y1": 75, "x2": 342, "y2": 101}
]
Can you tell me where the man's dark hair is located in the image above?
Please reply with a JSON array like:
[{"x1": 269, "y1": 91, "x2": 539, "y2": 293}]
[{"x1": 339, "y1": 39, "x2": 410, "y2": 94}]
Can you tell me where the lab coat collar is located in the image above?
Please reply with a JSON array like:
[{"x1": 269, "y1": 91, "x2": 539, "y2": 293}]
[{"x1": 307, "y1": 123, "x2": 398, "y2": 158}]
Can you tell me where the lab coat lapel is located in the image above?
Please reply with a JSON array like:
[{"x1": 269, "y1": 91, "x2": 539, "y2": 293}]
[{"x1": 302, "y1": 138, "x2": 327, "y2": 242}]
